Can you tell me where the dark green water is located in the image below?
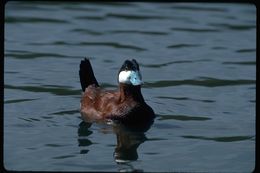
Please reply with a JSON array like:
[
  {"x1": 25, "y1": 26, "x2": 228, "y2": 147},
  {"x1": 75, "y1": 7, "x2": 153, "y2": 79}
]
[{"x1": 4, "y1": 2, "x2": 255, "y2": 172}]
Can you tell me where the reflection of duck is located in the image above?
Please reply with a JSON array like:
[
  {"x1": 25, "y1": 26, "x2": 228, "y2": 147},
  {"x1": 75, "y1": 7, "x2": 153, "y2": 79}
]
[
  {"x1": 77, "y1": 120, "x2": 152, "y2": 172},
  {"x1": 77, "y1": 121, "x2": 93, "y2": 154},
  {"x1": 113, "y1": 124, "x2": 147, "y2": 164},
  {"x1": 79, "y1": 58, "x2": 155, "y2": 127}
]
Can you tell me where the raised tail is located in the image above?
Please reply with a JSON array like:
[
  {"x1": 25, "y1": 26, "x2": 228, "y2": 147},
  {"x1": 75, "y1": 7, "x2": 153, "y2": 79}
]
[{"x1": 79, "y1": 58, "x2": 99, "y2": 92}]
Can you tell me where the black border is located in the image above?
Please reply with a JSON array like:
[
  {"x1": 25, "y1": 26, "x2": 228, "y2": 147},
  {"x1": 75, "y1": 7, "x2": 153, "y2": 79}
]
[{"x1": 1, "y1": 0, "x2": 258, "y2": 173}]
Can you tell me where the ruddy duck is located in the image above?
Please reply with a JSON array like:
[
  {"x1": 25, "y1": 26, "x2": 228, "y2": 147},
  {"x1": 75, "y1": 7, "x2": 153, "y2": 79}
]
[{"x1": 79, "y1": 58, "x2": 155, "y2": 127}]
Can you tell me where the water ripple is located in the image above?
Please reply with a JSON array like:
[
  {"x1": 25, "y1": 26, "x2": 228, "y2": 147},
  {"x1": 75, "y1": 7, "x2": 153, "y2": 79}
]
[
  {"x1": 45, "y1": 144, "x2": 71, "y2": 147},
  {"x1": 146, "y1": 137, "x2": 167, "y2": 141},
  {"x1": 140, "y1": 59, "x2": 210, "y2": 68},
  {"x1": 140, "y1": 60, "x2": 192, "y2": 68},
  {"x1": 74, "y1": 16, "x2": 105, "y2": 21},
  {"x1": 52, "y1": 155, "x2": 76, "y2": 159},
  {"x1": 70, "y1": 28, "x2": 103, "y2": 35},
  {"x1": 171, "y1": 27, "x2": 221, "y2": 32},
  {"x1": 5, "y1": 16, "x2": 69, "y2": 24},
  {"x1": 170, "y1": 5, "x2": 228, "y2": 12},
  {"x1": 208, "y1": 23, "x2": 256, "y2": 31},
  {"x1": 222, "y1": 61, "x2": 255, "y2": 65},
  {"x1": 19, "y1": 117, "x2": 41, "y2": 122},
  {"x1": 106, "y1": 13, "x2": 169, "y2": 20},
  {"x1": 181, "y1": 135, "x2": 254, "y2": 142},
  {"x1": 29, "y1": 41, "x2": 146, "y2": 51},
  {"x1": 236, "y1": 49, "x2": 256, "y2": 53},
  {"x1": 79, "y1": 42, "x2": 146, "y2": 51},
  {"x1": 156, "y1": 96, "x2": 215, "y2": 103},
  {"x1": 108, "y1": 30, "x2": 169, "y2": 35},
  {"x1": 211, "y1": 46, "x2": 227, "y2": 50},
  {"x1": 144, "y1": 78, "x2": 255, "y2": 88},
  {"x1": 5, "y1": 98, "x2": 39, "y2": 104},
  {"x1": 50, "y1": 109, "x2": 79, "y2": 115},
  {"x1": 167, "y1": 44, "x2": 201, "y2": 49},
  {"x1": 63, "y1": 6, "x2": 100, "y2": 12},
  {"x1": 5, "y1": 71, "x2": 19, "y2": 74},
  {"x1": 5, "y1": 84, "x2": 81, "y2": 96},
  {"x1": 74, "y1": 12, "x2": 169, "y2": 22},
  {"x1": 158, "y1": 114, "x2": 211, "y2": 121},
  {"x1": 90, "y1": 2, "x2": 137, "y2": 7},
  {"x1": 5, "y1": 50, "x2": 72, "y2": 59}
]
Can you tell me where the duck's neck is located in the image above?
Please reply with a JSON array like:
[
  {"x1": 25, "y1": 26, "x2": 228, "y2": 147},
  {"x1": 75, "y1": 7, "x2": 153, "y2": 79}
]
[{"x1": 119, "y1": 83, "x2": 145, "y2": 103}]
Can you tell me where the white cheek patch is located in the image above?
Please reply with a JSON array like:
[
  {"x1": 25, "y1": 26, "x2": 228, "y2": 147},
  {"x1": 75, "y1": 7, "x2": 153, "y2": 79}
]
[
  {"x1": 119, "y1": 70, "x2": 142, "y2": 85},
  {"x1": 119, "y1": 70, "x2": 131, "y2": 84}
]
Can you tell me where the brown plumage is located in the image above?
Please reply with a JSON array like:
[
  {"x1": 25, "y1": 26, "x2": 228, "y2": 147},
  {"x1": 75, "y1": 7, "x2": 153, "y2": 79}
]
[{"x1": 79, "y1": 58, "x2": 155, "y2": 128}]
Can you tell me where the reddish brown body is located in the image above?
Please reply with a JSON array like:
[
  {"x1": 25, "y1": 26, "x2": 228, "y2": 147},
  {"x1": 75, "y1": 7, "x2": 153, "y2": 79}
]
[
  {"x1": 80, "y1": 85, "x2": 134, "y2": 121},
  {"x1": 79, "y1": 58, "x2": 155, "y2": 129}
]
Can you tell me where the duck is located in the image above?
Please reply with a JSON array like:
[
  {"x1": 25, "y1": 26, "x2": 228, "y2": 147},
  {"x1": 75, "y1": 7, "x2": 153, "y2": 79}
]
[{"x1": 79, "y1": 58, "x2": 155, "y2": 128}]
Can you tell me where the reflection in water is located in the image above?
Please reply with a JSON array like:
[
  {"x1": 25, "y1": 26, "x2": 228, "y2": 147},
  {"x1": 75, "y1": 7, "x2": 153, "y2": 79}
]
[
  {"x1": 113, "y1": 122, "x2": 154, "y2": 172},
  {"x1": 113, "y1": 124, "x2": 147, "y2": 163},
  {"x1": 77, "y1": 121, "x2": 93, "y2": 154},
  {"x1": 77, "y1": 120, "x2": 153, "y2": 171}
]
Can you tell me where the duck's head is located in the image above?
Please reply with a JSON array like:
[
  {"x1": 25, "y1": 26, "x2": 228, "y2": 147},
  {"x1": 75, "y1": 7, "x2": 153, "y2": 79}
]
[{"x1": 118, "y1": 59, "x2": 143, "y2": 86}]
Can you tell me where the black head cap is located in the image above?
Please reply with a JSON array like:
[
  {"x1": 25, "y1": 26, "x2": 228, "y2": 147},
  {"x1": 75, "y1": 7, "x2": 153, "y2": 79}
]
[{"x1": 119, "y1": 59, "x2": 140, "y2": 72}]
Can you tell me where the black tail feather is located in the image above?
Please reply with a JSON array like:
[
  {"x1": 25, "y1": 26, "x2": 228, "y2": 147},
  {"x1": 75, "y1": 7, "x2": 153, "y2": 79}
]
[{"x1": 79, "y1": 58, "x2": 99, "y2": 92}]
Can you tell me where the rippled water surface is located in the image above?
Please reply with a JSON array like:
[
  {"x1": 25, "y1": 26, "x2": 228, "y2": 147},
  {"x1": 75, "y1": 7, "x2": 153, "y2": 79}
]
[{"x1": 4, "y1": 2, "x2": 256, "y2": 172}]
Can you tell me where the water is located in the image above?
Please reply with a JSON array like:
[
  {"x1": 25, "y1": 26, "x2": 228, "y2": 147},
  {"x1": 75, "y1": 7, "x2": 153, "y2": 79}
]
[{"x1": 4, "y1": 2, "x2": 256, "y2": 172}]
